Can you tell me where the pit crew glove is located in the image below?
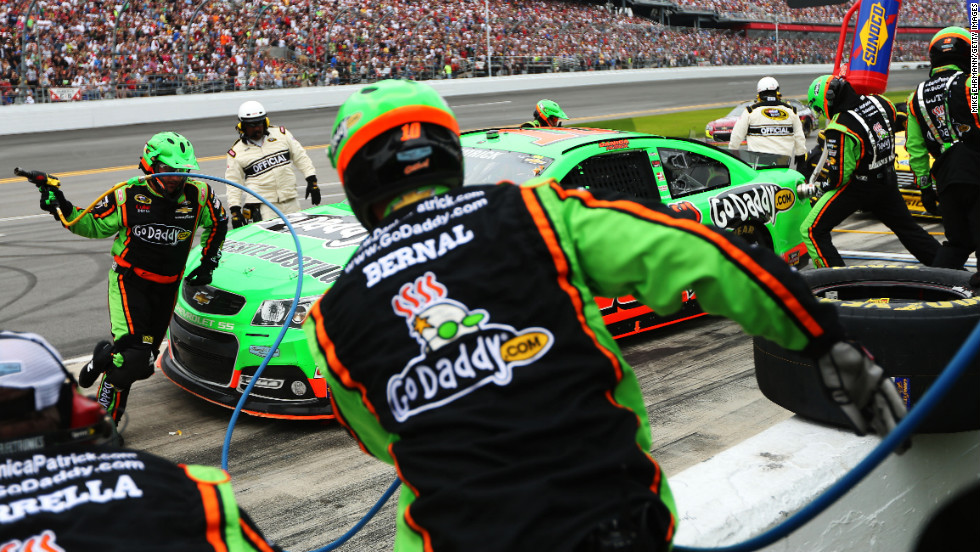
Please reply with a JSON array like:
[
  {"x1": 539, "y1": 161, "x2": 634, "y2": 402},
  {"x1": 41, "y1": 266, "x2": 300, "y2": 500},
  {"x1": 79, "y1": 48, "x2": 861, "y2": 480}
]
[
  {"x1": 796, "y1": 182, "x2": 826, "y2": 200},
  {"x1": 305, "y1": 175, "x2": 321, "y2": 205},
  {"x1": 37, "y1": 188, "x2": 75, "y2": 222},
  {"x1": 230, "y1": 206, "x2": 247, "y2": 229},
  {"x1": 920, "y1": 186, "x2": 939, "y2": 216},
  {"x1": 792, "y1": 154, "x2": 807, "y2": 172},
  {"x1": 39, "y1": 185, "x2": 74, "y2": 220},
  {"x1": 185, "y1": 258, "x2": 218, "y2": 287},
  {"x1": 818, "y1": 340, "x2": 908, "y2": 450}
]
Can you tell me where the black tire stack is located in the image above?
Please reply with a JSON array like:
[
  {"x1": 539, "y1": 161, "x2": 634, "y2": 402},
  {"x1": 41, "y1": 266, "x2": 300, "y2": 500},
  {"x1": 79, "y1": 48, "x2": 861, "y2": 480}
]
[{"x1": 754, "y1": 265, "x2": 980, "y2": 433}]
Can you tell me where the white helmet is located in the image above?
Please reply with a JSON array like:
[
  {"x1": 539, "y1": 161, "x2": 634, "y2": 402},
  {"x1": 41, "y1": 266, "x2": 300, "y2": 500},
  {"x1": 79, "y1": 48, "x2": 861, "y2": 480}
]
[
  {"x1": 755, "y1": 77, "x2": 780, "y2": 98},
  {"x1": 756, "y1": 76, "x2": 780, "y2": 95},
  {"x1": 238, "y1": 100, "x2": 267, "y2": 123}
]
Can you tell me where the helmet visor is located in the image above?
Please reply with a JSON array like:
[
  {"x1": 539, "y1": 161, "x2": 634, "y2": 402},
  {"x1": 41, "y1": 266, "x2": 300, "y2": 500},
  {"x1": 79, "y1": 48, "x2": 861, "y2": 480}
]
[{"x1": 154, "y1": 162, "x2": 192, "y2": 174}]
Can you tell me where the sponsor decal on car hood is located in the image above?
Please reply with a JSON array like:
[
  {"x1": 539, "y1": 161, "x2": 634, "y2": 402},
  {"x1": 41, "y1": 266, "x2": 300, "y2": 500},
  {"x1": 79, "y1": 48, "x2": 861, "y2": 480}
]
[{"x1": 206, "y1": 207, "x2": 369, "y2": 292}]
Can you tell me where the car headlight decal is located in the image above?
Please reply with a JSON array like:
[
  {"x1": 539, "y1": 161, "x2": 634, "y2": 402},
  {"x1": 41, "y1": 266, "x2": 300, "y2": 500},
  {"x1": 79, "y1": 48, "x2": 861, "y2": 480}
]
[
  {"x1": 252, "y1": 296, "x2": 319, "y2": 329},
  {"x1": 290, "y1": 381, "x2": 309, "y2": 396}
]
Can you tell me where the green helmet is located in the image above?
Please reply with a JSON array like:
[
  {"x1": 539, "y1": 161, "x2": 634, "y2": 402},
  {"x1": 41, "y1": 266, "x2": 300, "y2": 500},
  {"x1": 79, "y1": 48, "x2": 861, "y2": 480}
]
[
  {"x1": 328, "y1": 79, "x2": 462, "y2": 229},
  {"x1": 535, "y1": 99, "x2": 567, "y2": 126},
  {"x1": 929, "y1": 26, "x2": 971, "y2": 69},
  {"x1": 139, "y1": 132, "x2": 199, "y2": 174},
  {"x1": 807, "y1": 75, "x2": 845, "y2": 118}
]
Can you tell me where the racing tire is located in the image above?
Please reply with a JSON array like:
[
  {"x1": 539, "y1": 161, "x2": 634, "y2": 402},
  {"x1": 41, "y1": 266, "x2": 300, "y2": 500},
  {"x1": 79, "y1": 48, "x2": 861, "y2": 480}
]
[
  {"x1": 754, "y1": 265, "x2": 980, "y2": 433},
  {"x1": 731, "y1": 221, "x2": 773, "y2": 252},
  {"x1": 802, "y1": 119, "x2": 812, "y2": 137}
]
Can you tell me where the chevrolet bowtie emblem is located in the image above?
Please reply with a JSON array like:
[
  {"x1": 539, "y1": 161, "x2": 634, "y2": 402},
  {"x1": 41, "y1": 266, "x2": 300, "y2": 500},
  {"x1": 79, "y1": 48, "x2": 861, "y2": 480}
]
[{"x1": 192, "y1": 290, "x2": 214, "y2": 306}]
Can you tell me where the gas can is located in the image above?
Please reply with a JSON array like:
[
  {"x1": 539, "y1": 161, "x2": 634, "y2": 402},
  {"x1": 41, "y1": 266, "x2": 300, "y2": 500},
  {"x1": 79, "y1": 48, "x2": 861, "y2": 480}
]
[{"x1": 846, "y1": 0, "x2": 903, "y2": 95}]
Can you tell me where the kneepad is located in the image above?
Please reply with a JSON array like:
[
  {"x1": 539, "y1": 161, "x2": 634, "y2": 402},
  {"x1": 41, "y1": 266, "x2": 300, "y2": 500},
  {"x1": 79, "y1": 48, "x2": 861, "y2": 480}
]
[
  {"x1": 107, "y1": 335, "x2": 156, "y2": 388},
  {"x1": 90, "y1": 340, "x2": 115, "y2": 375}
]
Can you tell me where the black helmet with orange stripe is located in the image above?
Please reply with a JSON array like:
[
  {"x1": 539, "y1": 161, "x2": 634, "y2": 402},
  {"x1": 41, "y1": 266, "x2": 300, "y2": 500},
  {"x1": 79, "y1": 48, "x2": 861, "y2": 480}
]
[
  {"x1": 328, "y1": 79, "x2": 463, "y2": 230},
  {"x1": 928, "y1": 26, "x2": 971, "y2": 70}
]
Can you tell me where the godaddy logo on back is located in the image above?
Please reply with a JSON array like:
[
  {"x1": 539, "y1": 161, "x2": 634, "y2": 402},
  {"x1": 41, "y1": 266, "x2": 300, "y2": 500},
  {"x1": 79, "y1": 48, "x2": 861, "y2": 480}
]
[{"x1": 386, "y1": 272, "x2": 554, "y2": 422}]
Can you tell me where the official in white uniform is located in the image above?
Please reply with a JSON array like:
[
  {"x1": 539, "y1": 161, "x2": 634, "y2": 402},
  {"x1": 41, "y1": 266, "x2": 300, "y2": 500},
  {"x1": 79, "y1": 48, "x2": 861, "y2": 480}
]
[
  {"x1": 729, "y1": 77, "x2": 807, "y2": 168},
  {"x1": 224, "y1": 100, "x2": 320, "y2": 226}
]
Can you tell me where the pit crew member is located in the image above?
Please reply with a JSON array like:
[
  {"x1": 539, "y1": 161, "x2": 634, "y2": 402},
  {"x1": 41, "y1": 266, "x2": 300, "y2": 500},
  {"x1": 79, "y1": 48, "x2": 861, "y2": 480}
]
[
  {"x1": 225, "y1": 100, "x2": 319, "y2": 227},
  {"x1": 906, "y1": 27, "x2": 979, "y2": 274},
  {"x1": 23, "y1": 131, "x2": 228, "y2": 425},
  {"x1": 799, "y1": 75, "x2": 940, "y2": 268},
  {"x1": 0, "y1": 330, "x2": 280, "y2": 552}
]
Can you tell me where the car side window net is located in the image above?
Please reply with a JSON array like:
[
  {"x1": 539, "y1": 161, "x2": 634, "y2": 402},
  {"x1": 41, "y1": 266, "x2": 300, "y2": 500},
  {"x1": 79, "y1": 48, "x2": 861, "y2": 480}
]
[
  {"x1": 658, "y1": 148, "x2": 731, "y2": 199},
  {"x1": 560, "y1": 150, "x2": 659, "y2": 201}
]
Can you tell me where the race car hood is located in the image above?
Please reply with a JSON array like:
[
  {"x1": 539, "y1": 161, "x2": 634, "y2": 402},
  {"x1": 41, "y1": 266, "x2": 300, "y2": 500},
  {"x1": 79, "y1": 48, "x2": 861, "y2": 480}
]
[{"x1": 196, "y1": 202, "x2": 369, "y2": 299}]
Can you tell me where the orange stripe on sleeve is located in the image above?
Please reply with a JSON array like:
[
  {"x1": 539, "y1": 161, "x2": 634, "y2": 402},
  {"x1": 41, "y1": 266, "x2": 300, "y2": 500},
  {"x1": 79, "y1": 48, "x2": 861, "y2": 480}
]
[
  {"x1": 193, "y1": 477, "x2": 229, "y2": 552},
  {"x1": 519, "y1": 185, "x2": 626, "y2": 380},
  {"x1": 310, "y1": 304, "x2": 380, "y2": 419},
  {"x1": 239, "y1": 519, "x2": 276, "y2": 552},
  {"x1": 309, "y1": 301, "x2": 389, "y2": 456},
  {"x1": 403, "y1": 504, "x2": 436, "y2": 552}
]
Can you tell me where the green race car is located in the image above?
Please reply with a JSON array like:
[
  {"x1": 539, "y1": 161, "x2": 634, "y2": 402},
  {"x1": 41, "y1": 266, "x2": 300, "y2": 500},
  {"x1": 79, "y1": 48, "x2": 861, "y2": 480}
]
[
  {"x1": 462, "y1": 126, "x2": 811, "y2": 338},
  {"x1": 161, "y1": 126, "x2": 811, "y2": 419}
]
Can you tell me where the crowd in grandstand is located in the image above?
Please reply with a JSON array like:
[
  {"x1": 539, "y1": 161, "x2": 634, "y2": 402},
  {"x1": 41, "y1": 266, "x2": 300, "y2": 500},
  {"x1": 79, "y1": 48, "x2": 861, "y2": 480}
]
[
  {"x1": 671, "y1": 0, "x2": 964, "y2": 27},
  {"x1": 0, "y1": 0, "x2": 964, "y2": 105}
]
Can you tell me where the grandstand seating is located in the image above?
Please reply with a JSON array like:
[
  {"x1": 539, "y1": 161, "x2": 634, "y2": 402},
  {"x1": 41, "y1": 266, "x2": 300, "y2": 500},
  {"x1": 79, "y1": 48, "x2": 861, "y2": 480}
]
[{"x1": 0, "y1": 0, "x2": 960, "y2": 104}]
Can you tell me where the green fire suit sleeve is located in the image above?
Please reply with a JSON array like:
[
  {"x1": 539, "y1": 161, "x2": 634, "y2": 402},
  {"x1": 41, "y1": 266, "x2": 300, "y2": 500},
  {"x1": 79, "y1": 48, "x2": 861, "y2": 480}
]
[
  {"x1": 532, "y1": 181, "x2": 842, "y2": 356},
  {"x1": 190, "y1": 180, "x2": 229, "y2": 264},
  {"x1": 63, "y1": 187, "x2": 125, "y2": 240},
  {"x1": 904, "y1": 91, "x2": 933, "y2": 182}
]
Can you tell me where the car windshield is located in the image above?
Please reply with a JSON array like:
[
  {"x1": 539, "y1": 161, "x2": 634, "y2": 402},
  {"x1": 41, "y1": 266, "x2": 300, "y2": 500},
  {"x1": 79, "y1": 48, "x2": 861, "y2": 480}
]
[
  {"x1": 725, "y1": 102, "x2": 751, "y2": 119},
  {"x1": 733, "y1": 149, "x2": 793, "y2": 170},
  {"x1": 462, "y1": 147, "x2": 555, "y2": 185}
]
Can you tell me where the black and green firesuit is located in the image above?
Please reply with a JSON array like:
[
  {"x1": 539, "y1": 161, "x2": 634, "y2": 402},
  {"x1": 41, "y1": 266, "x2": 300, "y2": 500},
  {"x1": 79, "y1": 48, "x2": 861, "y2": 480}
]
[
  {"x1": 63, "y1": 176, "x2": 227, "y2": 420},
  {"x1": 906, "y1": 65, "x2": 980, "y2": 269},
  {"x1": 0, "y1": 446, "x2": 279, "y2": 551},
  {"x1": 800, "y1": 83, "x2": 939, "y2": 267}
]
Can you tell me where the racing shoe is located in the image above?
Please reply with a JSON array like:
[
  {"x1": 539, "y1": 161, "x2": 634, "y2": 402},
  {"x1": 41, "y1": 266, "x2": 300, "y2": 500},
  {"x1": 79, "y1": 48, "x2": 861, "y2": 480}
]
[{"x1": 79, "y1": 340, "x2": 113, "y2": 388}]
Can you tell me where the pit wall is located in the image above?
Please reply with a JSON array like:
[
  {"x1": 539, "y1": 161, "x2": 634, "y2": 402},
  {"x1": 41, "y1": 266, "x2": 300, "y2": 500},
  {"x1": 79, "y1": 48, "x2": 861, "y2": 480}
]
[
  {"x1": 671, "y1": 418, "x2": 980, "y2": 550},
  {"x1": 0, "y1": 63, "x2": 878, "y2": 136}
]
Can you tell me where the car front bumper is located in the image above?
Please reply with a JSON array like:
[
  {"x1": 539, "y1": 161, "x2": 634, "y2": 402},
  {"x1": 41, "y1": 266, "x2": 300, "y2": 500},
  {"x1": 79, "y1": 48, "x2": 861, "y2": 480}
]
[{"x1": 160, "y1": 315, "x2": 333, "y2": 420}]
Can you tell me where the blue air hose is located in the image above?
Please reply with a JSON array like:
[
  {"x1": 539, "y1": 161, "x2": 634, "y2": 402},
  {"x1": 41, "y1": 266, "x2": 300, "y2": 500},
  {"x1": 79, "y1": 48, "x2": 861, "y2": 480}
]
[{"x1": 161, "y1": 173, "x2": 304, "y2": 472}]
